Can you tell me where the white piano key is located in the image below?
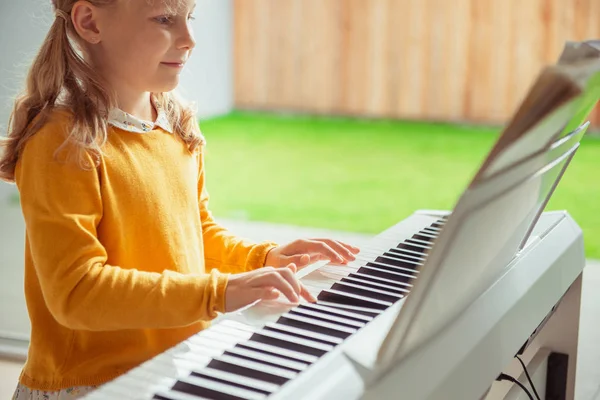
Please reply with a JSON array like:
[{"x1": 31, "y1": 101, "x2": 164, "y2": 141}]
[
  {"x1": 318, "y1": 289, "x2": 393, "y2": 309},
  {"x1": 314, "y1": 301, "x2": 383, "y2": 317},
  {"x1": 406, "y1": 238, "x2": 434, "y2": 247},
  {"x1": 209, "y1": 323, "x2": 255, "y2": 340},
  {"x1": 175, "y1": 374, "x2": 267, "y2": 400},
  {"x1": 280, "y1": 312, "x2": 358, "y2": 335},
  {"x1": 299, "y1": 302, "x2": 375, "y2": 322},
  {"x1": 364, "y1": 260, "x2": 420, "y2": 275},
  {"x1": 191, "y1": 367, "x2": 280, "y2": 393},
  {"x1": 198, "y1": 326, "x2": 252, "y2": 342},
  {"x1": 377, "y1": 251, "x2": 425, "y2": 264},
  {"x1": 359, "y1": 265, "x2": 415, "y2": 281},
  {"x1": 253, "y1": 327, "x2": 334, "y2": 352},
  {"x1": 332, "y1": 280, "x2": 404, "y2": 300},
  {"x1": 349, "y1": 272, "x2": 412, "y2": 289},
  {"x1": 235, "y1": 339, "x2": 319, "y2": 364},
  {"x1": 187, "y1": 334, "x2": 235, "y2": 351},
  {"x1": 224, "y1": 346, "x2": 308, "y2": 371},
  {"x1": 289, "y1": 307, "x2": 366, "y2": 328},
  {"x1": 216, "y1": 354, "x2": 298, "y2": 380},
  {"x1": 264, "y1": 322, "x2": 344, "y2": 345},
  {"x1": 154, "y1": 389, "x2": 211, "y2": 400},
  {"x1": 341, "y1": 275, "x2": 409, "y2": 294}
]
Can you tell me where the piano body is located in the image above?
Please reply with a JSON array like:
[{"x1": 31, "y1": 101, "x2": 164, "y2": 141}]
[{"x1": 83, "y1": 45, "x2": 600, "y2": 400}]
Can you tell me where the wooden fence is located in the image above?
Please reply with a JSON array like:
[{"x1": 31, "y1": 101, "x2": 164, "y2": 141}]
[{"x1": 233, "y1": 0, "x2": 600, "y2": 127}]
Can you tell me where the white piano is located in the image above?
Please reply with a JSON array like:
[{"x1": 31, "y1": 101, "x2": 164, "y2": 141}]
[{"x1": 83, "y1": 44, "x2": 600, "y2": 400}]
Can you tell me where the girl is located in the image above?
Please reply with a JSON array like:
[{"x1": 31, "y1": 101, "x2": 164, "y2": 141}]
[{"x1": 0, "y1": 0, "x2": 359, "y2": 398}]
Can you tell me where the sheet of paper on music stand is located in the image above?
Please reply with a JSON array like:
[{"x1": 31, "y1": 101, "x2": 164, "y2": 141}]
[{"x1": 364, "y1": 55, "x2": 600, "y2": 373}]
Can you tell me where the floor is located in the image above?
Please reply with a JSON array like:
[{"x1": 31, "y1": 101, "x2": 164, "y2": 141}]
[{"x1": 0, "y1": 219, "x2": 598, "y2": 399}]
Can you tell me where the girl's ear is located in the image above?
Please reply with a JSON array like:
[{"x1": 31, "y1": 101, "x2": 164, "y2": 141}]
[{"x1": 71, "y1": 1, "x2": 102, "y2": 44}]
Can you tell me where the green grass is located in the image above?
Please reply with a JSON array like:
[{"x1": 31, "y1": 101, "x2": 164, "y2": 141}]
[{"x1": 200, "y1": 111, "x2": 600, "y2": 259}]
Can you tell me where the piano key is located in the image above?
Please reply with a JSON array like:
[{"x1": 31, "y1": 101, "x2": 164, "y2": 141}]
[
  {"x1": 388, "y1": 247, "x2": 427, "y2": 259},
  {"x1": 317, "y1": 289, "x2": 393, "y2": 310},
  {"x1": 358, "y1": 266, "x2": 415, "y2": 284},
  {"x1": 405, "y1": 238, "x2": 433, "y2": 249},
  {"x1": 298, "y1": 302, "x2": 375, "y2": 322},
  {"x1": 190, "y1": 369, "x2": 276, "y2": 395},
  {"x1": 407, "y1": 237, "x2": 435, "y2": 246},
  {"x1": 330, "y1": 281, "x2": 403, "y2": 303},
  {"x1": 234, "y1": 341, "x2": 318, "y2": 364},
  {"x1": 347, "y1": 271, "x2": 412, "y2": 290},
  {"x1": 412, "y1": 232, "x2": 437, "y2": 242},
  {"x1": 378, "y1": 252, "x2": 423, "y2": 267},
  {"x1": 206, "y1": 355, "x2": 296, "y2": 384},
  {"x1": 367, "y1": 260, "x2": 420, "y2": 275},
  {"x1": 395, "y1": 242, "x2": 428, "y2": 254},
  {"x1": 341, "y1": 275, "x2": 408, "y2": 295},
  {"x1": 289, "y1": 307, "x2": 366, "y2": 329},
  {"x1": 424, "y1": 226, "x2": 441, "y2": 233},
  {"x1": 381, "y1": 250, "x2": 425, "y2": 264},
  {"x1": 277, "y1": 313, "x2": 357, "y2": 339},
  {"x1": 250, "y1": 330, "x2": 333, "y2": 357},
  {"x1": 223, "y1": 346, "x2": 308, "y2": 372},
  {"x1": 263, "y1": 322, "x2": 344, "y2": 345},
  {"x1": 171, "y1": 374, "x2": 266, "y2": 400},
  {"x1": 154, "y1": 390, "x2": 211, "y2": 400},
  {"x1": 314, "y1": 301, "x2": 383, "y2": 318}
]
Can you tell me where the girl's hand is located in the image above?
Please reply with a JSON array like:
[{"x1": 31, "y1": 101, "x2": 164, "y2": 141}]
[
  {"x1": 265, "y1": 238, "x2": 360, "y2": 269},
  {"x1": 224, "y1": 264, "x2": 316, "y2": 312}
]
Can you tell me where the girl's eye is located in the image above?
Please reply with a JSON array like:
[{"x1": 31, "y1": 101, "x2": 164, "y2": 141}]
[
  {"x1": 154, "y1": 15, "x2": 174, "y2": 25},
  {"x1": 188, "y1": 14, "x2": 196, "y2": 21}
]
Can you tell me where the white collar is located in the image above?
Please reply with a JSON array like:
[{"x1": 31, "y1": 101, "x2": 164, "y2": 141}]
[{"x1": 107, "y1": 96, "x2": 173, "y2": 134}]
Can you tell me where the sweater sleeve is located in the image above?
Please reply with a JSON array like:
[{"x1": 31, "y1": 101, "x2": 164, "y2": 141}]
[
  {"x1": 197, "y1": 149, "x2": 278, "y2": 274},
  {"x1": 15, "y1": 121, "x2": 228, "y2": 331}
]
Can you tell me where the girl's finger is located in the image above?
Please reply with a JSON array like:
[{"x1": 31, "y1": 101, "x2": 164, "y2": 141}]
[
  {"x1": 260, "y1": 269, "x2": 300, "y2": 303},
  {"x1": 299, "y1": 282, "x2": 317, "y2": 303},
  {"x1": 312, "y1": 238, "x2": 359, "y2": 260},
  {"x1": 284, "y1": 254, "x2": 311, "y2": 268},
  {"x1": 306, "y1": 240, "x2": 345, "y2": 263}
]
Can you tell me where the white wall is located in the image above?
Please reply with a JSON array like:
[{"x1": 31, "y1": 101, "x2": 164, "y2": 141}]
[{"x1": 0, "y1": 0, "x2": 233, "y2": 357}]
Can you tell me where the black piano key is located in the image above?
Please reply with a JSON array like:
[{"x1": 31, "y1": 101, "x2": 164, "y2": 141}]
[
  {"x1": 298, "y1": 303, "x2": 374, "y2": 322},
  {"x1": 172, "y1": 380, "x2": 249, "y2": 400},
  {"x1": 375, "y1": 255, "x2": 420, "y2": 271},
  {"x1": 317, "y1": 289, "x2": 391, "y2": 310},
  {"x1": 405, "y1": 238, "x2": 432, "y2": 249},
  {"x1": 153, "y1": 396, "x2": 173, "y2": 400},
  {"x1": 388, "y1": 247, "x2": 426, "y2": 259},
  {"x1": 221, "y1": 350, "x2": 302, "y2": 373},
  {"x1": 358, "y1": 266, "x2": 414, "y2": 285},
  {"x1": 262, "y1": 325, "x2": 339, "y2": 346},
  {"x1": 348, "y1": 272, "x2": 411, "y2": 291},
  {"x1": 314, "y1": 301, "x2": 382, "y2": 318},
  {"x1": 250, "y1": 333, "x2": 328, "y2": 357},
  {"x1": 206, "y1": 359, "x2": 290, "y2": 385},
  {"x1": 383, "y1": 250, "x2": 423, "y2": 264},
  {"x1": 396, "y1": 242, "x2": 428, "y2": 254},
  {"x1": 331, "y1": 282, "x2": 402, "y2": 304},
  {"x1": 366, "y1": 262, "x2": 418, "y2": 277},
  {"x1": 276, "y1": 316, "x2": 355, "y2": 340},
  {"x1": 236, "y1": 343, "x2": 312, "y2": 366},
  {"x1": 190, "y1": 371, "x2": 273, "y2": 395},
  {"x1": 342, "y1": 276, "x2": 407, "y2": 295},
  {"x1": 289, "y1": 309, "x2": 362, "y2": 330},
  {"x1": 431, "y1": 222, "x2": 444, "y2": 228},
  {"x1": 412, "y1": 233, "x2": 436, "y2": 243}
]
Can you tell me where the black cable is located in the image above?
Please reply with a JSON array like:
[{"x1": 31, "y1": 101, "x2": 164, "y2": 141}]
[
  {"x1": 497, "y1": 373, "x2": 534, "y2": 400},
  {"x1": 515, "y1": 355, "x2": 541, "y2": 400}
]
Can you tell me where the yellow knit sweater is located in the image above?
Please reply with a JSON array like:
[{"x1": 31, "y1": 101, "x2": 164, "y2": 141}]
[{"x1": 14, "y1": 110, "x2": 276, "y2": 390}]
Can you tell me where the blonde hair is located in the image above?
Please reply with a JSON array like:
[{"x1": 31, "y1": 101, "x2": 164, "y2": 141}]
[{"x1": 0, "y1": 0, "x2": 203, "y2": 183}]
